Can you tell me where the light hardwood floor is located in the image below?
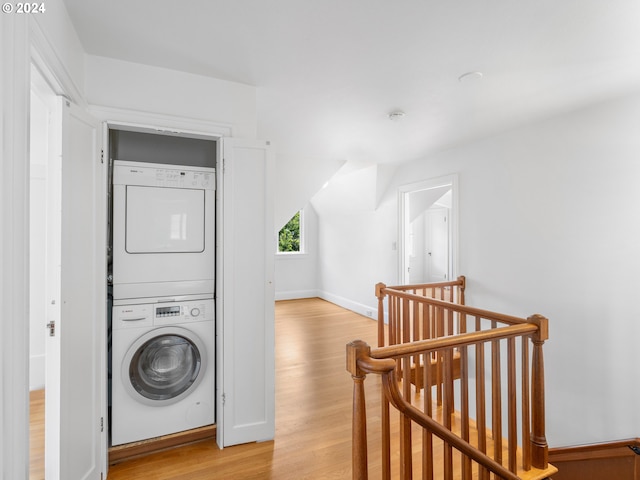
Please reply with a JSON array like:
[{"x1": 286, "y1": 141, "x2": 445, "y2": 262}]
[
  {"x1": 29, "y1": 389, "x2": 45, "y2": 480},
  {"x1": 31, "y1": 298, "x2": 383, "y2": 479}
]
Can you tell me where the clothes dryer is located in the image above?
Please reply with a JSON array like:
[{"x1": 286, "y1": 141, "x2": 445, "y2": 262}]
[
  {"x1": 111, "y1": 160, "x2": 216, "y2": 301},
  {"x1": 111, "y1": 298, "x2": 215, "y2": 446}
]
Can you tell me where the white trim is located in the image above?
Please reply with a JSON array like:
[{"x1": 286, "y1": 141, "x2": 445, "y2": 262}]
[
  {"x1": 29, "y1": 17, "x2": 84, "y2": 106},
  {"x1": 275, "y1": 289, "x2": 320, "y2": 301},
  {"x1": 89, "y1": 104, "x2": 233, "y2": 139},
  {"x1": 317, "y1": 290, "x2": 378, "y2": 321},
  {"x1": 275, "y1": 252, "x2": 309, "y2": 259},
  {"x1": 398, "y1": 173, "x2": 459, "y2": 285},
  {"x1": 1, "y1": 14, "x2": 31, "y2": 480}
]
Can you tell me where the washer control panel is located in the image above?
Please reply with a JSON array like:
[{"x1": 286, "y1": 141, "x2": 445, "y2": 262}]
[
  {"x1": 113, "y1": 298, "x2": 214, "y2": 329},
  {"x1": 153, "y1": 299, "x2": 214, "y2": 325}
]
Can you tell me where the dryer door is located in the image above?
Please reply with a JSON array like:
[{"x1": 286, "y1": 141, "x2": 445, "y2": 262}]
[{"x1": 123, "y1": 326, "x2": 207, "y2": 406}]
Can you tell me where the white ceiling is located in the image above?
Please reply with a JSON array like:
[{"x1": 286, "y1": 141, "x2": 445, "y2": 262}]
[{"x1": 62, "y1": 0, "x2": 640, "y2": 167}]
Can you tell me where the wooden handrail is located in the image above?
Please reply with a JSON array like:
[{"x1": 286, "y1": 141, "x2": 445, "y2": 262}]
[
  {"x1": 351, "y1": 279, "x2": 554, "y2": 480},
  {"x1": 380, "y1": 284, "x2": 529, "y2": 327},
  {"x1": 371, "y1": 323, "x2": 538, "y2": 359},
  {"x1": 348, "y1": 340, "x2": 521, "y2": 480}
]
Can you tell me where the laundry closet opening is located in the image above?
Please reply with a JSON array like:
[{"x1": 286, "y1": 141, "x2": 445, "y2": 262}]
[{"x1": 107, "y1": 128, "x2": 218, "y2": 455}]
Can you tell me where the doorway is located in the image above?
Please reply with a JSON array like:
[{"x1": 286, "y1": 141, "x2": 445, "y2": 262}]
[
  {"x1": 399, "y1": 174, "x2": 458, "y2": 285},
  {"x1": 29, "y1": 64, "x2": 62, "y2": 479}
]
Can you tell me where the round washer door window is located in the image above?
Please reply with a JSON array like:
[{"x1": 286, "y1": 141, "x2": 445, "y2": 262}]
[{"x1": 123, "y1": 326, "x2": 207, "y2": 406}]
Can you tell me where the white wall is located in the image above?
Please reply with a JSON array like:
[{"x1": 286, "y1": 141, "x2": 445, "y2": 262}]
[
  {"x1": 316, "y1": 199, "x2": 398, "y2": 317},
  {"x1": 274, "y1": 204, "x2": 320, "y2": 300},
  {"x1": 84, "y1": 55, "x2": 257, "y2": 138},
  {"x1": 315, "y1": 90, "x2": 640, "y2": 447}
]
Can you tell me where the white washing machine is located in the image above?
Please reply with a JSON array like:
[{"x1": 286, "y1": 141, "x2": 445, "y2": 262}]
[{"x1": 111, "y1": 298, "x2": 215, "y2": 446}]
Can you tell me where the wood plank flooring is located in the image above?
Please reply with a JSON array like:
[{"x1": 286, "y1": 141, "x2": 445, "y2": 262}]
[{"x1": 29, "y1": 389, "x2": 45, "y2": 480}]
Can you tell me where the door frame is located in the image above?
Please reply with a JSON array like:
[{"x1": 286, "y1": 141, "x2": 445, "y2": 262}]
[{"x1": 398, "y1": 174, "x2": 459, "y2": 285}]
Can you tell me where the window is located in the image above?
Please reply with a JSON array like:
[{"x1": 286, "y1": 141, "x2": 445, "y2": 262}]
[{"x1": 278, "y1": 210, "x2": 303, "y2": 254}]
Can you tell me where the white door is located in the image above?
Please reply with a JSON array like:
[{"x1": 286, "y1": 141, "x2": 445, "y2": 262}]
[
  {"x1": 217, "y1": 138, "x2": 275, "y2": 447},
  {"x1": 45, "y1": 98, "x2": 106, "y2": 480},
  {"x1": 426, "y1": 208, "x2": 449, "y2": 282}
]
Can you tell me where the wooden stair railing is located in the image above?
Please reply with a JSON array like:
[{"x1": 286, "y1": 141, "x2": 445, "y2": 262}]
[
  {"x1": 376, "y1": 278, "x2": 466, "y2": 394},
  {"x1": 377, "y1": 277, "x2": 467, "y2": 348},
  {"x1": 347, "y1": 283, "x2": 557, "y2": 480}
]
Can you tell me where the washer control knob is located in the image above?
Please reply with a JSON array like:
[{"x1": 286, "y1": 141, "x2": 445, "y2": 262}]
[{"x1": 190, "y1": 307, "x2": 201, "y2": 317}]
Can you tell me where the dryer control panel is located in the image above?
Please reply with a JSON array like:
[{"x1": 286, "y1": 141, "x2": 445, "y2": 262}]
[{"x1": 113, "y1": 298, "x2": 214, "y2": 329}]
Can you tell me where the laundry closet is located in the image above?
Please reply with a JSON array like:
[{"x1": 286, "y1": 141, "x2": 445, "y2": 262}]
[{"x1": 105, "y1": 126, "x2": 275, "y2": 456}]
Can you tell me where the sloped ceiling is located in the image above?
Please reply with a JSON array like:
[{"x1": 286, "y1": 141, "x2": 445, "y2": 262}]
[{"x1": 62, "y1": 0, "x2": 640, "y2": 198}]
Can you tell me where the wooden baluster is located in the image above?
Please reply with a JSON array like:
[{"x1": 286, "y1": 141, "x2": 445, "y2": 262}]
[
  {"x1": 401, "y1": 354, "x2": 413, "y2": 479},
  {"x1": 346, "y1": 340, "x2": 369, "y2": 480},
  {"x1": 507, "y1": 337, "x2": 517, "y2": 473},
  {"x1": 401, "y1": 300, "x2": 412, "y2": 480},
  {"x1": 403, "y1": 298, "x2": 411, "y2": 391},
  {"x1": 395, "y1": 297, "x2": 402, "y2": 346},
  {"x1": 382, "y1": 394, "x2": 391, "y2": 480},
  {"x1": 388, "y1": 296, "x2": 395, "y2": 345},
  {"x1": 460, "y1": 345, "x2": 472, "y2": 480},
  {"x1": 529, "y1": 314, "x2": 550, "y2": 469},
  {"x1": 436, "y1": 306, "x2": 443, "y2": 406},
  {"x1": 446, "y1": 311, "x2": 455, "y2": 412},
  {"x1": 475, "y1": 332, "x2": 489, "y2": 480},
  {"x1": 443, "y1": 348, "x2": 454, "y2": 480},
  {"x1": 413, "y1": 300, "x2": 422, "y2": 389},
  {"x1": 521, "y1": 335, "x2": 531, "y2": 471},
  {"x1": 423, "y1": 350, "x2": 434, "y2": 480},
  {"x1": 458, "y1": 275, "x2": 466, "y2": 306},
  {"x1": 376, "y1": 283, "x2": 386, "y2": 348},
  {"x1": 491, "y1": 322, "x2": 503, "y2": 467}
]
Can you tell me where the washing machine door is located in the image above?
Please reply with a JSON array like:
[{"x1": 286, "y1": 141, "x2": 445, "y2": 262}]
[{"x1": 122, "y1": 326, "x2": 207, "y2": 406}]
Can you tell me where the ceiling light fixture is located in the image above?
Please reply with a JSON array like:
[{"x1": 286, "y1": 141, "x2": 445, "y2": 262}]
[
  {"x1": 388, "y1": 111, "x2": 406, "y2": 121},
  {"x1": 458, "y1": 71, "x2": 483, "y2": 82}
]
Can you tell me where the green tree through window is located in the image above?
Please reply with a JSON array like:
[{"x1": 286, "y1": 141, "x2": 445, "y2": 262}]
[{"x1": 278, "y1": 211, "x2": 301, "y2": 252}]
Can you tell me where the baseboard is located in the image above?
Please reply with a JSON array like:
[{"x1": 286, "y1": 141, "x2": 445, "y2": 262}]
[
  {"x1": 275, "y1": 289, "x2": 320, "y2": 301},
  {"x1": 108, "y1": 424, "x2": 216, "y2": 465},
  {"x1": 317, "y1": 290, "x2": 378, "y2": 320},
  {"x1": 549, "y1": 438, "x2": 640, "y2": 480}
]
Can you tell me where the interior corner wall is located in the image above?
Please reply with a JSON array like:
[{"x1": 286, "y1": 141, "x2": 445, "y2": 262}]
[
  {"x1": 274, "y1": 203, "x2": 320, "y2": 300},
  {"x1": 316, "y1": 90, "x2": 640, "y2": 447},
  {"x1": 316, "y1": 198, "x2": 398, "y2": 317}
]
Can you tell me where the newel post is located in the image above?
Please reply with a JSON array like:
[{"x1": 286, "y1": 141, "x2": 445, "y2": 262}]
[
  {"x1": 347, "y1": 340, "x2": 371, "y2": 480},
  {"x1": 375, "y1": 283, "x2": 386, "y2": 348},
  {"x1": 457, "y1": 275, "x2": 466, "y2": 305},
  {"x1": 529, "y1": 314, "x2": 550, "y2": 469}
]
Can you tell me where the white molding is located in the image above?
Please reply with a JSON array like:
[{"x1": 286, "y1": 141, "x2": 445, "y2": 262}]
[
  {"x1": 397, "y1": 173, "x2": 459, "y2": 285},
  {"x1": 29, "y1": 17, "x2": 84, "y2": 106},
  {"x1": 1, "y1": 14, "x2": 31, "y2": 480},
  {"x1": 89, "y1": 104, "x2": 234, "y2": 138},
  {"x1": 317, "y1": 290, "x2": 378, "y2": 321},
  {"x1": 275, "y1": 289, "x2": 320, "y2": 301}
]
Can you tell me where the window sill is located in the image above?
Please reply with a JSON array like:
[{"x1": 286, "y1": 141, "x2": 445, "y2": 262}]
[{"x1": 275, "y1": 252, "x2": 308, "y2": 259}]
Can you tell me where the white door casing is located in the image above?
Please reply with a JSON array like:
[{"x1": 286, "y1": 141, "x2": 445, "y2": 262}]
[
  {"x1": 399, "y1": 174, "x2": 458, "y2": 285},
  {"x1": 45, "y1": 98, "x2": 106, "y2": 480},
  {"x1": 217, "y1": 138, "x2": 275, "y2": 447}
]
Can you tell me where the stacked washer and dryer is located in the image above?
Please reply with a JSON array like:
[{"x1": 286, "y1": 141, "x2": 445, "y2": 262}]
[{"x1": 109, "y1": 133, "x2": 217, "y2": 446}]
